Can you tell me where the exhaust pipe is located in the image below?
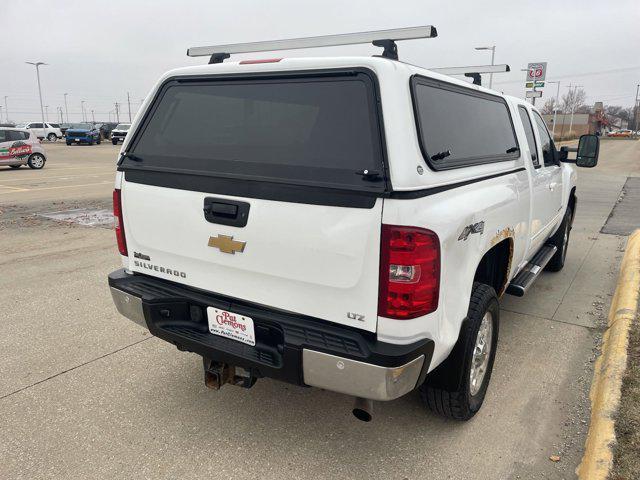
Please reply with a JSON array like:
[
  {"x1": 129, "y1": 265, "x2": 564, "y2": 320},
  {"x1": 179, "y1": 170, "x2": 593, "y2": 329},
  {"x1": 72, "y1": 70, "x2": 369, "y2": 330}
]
[{"x1": 352, "y1": 397, "x2": 373, "y2": 422}]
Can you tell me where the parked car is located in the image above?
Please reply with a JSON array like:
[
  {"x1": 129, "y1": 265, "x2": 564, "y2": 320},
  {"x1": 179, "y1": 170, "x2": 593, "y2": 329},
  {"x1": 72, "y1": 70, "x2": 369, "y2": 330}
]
[
  {"x1": 0, "y1": 127, "x2": 47, "y2": 169},
  {"x1": 111, "y1": 123, "x2": 131, "y2": 144},
  {"x1": 108, "y1": 32, "x2": 600, "y2": 422},
  {"x1": 16, "y1": 122, "x2": 62, "y2": 142},
  {"x1": 65, "y1": 123, "x2": 102, "y2": 145},
  {"x1": 98, "y1": 122, "x2": 118, "y2": 139}
]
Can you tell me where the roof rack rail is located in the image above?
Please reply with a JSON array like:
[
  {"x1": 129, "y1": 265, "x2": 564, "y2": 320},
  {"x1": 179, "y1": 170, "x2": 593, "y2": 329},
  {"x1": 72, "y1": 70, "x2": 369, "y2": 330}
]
[
  {"x1": 187, "y1": 26, "x2": 437, "y2": 64},
  {"x1": 430, "y1": 64, "x2": 510, "y2": 86}
]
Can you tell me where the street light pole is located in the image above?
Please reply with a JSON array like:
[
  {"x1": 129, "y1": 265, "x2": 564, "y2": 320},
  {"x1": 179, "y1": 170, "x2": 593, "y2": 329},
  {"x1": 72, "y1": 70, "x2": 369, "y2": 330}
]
[
  {"x1": 127, "y1": 92, "x2": 132, "y2": 122},
  {"x1": 63, "y1": 93, "x2": 69, "y2": 123},
  {"x1": 547, "y1": 80, "x2": 561, "y2": 138},
  {"x1": 44, "y1": 105, "x2": 49, "y2": 122},
  {"x1": 25, "y1": 61, "x2": 48, "y2": 137},
  {"x1": 81, "y1": 100, "x2": 86, "y2": 122},
  {"x1": 475, "y1": 45, "x2": 496, "y2": 89},
  {"x1": 633, "y1": 84, "x2": 640, "y2": 132},
  {"x1": 3, "y1": 96, "x2": 8, "y2": 123},
  {"x1": 91, "y1": 109, "x2": 95, "y2": 123}
]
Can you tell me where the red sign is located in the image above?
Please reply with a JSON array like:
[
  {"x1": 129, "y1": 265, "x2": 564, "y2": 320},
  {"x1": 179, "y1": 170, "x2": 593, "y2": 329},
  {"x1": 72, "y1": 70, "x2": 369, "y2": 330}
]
[{"x1": 9, "y1": 145, "x2": 32, "y2": 157}]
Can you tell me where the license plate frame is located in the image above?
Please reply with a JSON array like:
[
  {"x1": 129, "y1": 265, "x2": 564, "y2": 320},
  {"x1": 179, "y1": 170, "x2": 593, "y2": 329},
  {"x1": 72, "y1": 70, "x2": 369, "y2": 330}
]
[{"x1": 206, "y1": 307, "x2": 256, "y2": 346}]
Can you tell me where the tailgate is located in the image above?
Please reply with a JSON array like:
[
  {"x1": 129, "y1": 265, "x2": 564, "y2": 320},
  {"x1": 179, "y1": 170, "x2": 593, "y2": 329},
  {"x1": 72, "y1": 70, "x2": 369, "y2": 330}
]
[{"x1": 122, "y1": 183, "x2": 382, "y2": 332}]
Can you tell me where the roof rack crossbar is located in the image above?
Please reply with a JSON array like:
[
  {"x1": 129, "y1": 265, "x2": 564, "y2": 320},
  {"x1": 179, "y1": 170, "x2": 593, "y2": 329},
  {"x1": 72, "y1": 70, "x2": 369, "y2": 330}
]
[{"x1": 187, "y1": 26, "x2": 437, "y2": 62}]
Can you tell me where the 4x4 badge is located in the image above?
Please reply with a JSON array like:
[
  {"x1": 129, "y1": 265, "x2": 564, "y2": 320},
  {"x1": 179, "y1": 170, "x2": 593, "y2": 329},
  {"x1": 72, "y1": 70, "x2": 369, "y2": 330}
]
[{"x1": 208, "y1": 234, "x2": 246, "y2": 254}]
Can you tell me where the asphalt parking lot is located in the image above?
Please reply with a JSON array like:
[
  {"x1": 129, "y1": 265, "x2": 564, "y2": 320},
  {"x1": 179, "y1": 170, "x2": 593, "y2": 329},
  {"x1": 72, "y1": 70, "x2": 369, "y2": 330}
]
[{"x1": 1, "y1": 140, "x2": 639, "y2": 479}]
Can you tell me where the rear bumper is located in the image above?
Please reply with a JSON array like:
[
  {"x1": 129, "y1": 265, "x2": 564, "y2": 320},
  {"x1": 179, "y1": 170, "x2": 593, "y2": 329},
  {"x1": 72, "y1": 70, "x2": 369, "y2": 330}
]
[{"x1": 108, "y1": 269, "x2": 433, "y2": 401}]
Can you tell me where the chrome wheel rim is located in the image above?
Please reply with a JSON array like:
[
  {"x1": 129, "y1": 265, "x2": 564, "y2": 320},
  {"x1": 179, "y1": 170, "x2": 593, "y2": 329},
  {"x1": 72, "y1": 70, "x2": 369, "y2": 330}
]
[
  {"x1": 469, "y1": 312, "x2": 493, "y2": 396},
  {"x1": 31, "y1": 154, "x2": 44, "y2": 168}
]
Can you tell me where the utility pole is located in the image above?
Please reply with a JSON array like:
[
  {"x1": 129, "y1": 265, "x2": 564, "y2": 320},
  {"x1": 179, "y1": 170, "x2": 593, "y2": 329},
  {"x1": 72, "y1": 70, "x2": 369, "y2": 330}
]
[
  {"x1": 127, "y1": 92, "x2": 132, "y2": 122},
  {"x1": 3, "y1": 96, "x2": 8, "y2": 123},
  {"x1": 25, "y1": 61, "x2": 48, "y2": 137},
  {"x1": 115, "y1": 102, "x2": 120, "y2": 123},
  {"x1": 63, "y1": 93, "x2": 69, "y2": 123},
  {"x1": 566, "y1": 84, "x2": 583, "y2": 135}
]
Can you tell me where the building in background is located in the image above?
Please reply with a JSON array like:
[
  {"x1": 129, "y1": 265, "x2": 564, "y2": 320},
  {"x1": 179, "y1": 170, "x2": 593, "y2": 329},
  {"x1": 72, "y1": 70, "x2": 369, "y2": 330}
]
[{"x1": 543, "y1": 103, "x2": 611, "y2": 139}]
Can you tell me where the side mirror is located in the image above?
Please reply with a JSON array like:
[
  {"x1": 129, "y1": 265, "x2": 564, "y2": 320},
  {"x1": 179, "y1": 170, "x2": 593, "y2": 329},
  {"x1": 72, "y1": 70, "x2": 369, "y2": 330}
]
[{"x1": 576, "y1": 134, "x2": 599, "y2": 168}]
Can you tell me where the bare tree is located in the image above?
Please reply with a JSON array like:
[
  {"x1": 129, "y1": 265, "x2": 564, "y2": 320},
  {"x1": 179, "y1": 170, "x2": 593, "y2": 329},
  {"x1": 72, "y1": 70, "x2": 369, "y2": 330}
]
[
  {"x1": 561, "y1": 88, "x2": 587, "y2": 114},
  {"x1": 605, "y1": 105, "x2": 633, "y2": 126},
  {"x1": 541, "y1": 98, "x2": 556, "y2": 115}
]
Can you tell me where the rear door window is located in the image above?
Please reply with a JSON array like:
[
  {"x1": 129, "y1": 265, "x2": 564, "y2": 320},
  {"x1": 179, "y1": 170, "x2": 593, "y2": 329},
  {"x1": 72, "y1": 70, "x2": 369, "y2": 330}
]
[
  {"x1": 411, "y1": 76, "x2": 519, "y2": 170},
  {"x1": 517, "y1": 106, "x2": 540, "y2": 168},
  {"x1": 8, "y1": 130, "x2": 29, "y2": 141},
  {"x1": 532, "y1": 112, "x2": 556, "y2": 167},
  {"x1": 126, "y1": 72, "x2": 385, "y2": 191}
]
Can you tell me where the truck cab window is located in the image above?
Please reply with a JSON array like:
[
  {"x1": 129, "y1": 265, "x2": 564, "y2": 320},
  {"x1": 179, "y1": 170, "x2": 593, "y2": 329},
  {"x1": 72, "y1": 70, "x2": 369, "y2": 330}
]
[
  {"x1": 532, "y1": 112, "x2": 556, "y2": 167},
  {"x1": 517, "y1": 106, "x2": 540, "y2": 168}
]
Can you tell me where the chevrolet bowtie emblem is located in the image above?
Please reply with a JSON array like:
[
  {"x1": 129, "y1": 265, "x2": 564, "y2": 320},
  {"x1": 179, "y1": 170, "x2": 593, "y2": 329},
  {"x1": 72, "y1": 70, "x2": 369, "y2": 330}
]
[{"x1": 208, "y1": 234, "x2": 246, "y2": 254}]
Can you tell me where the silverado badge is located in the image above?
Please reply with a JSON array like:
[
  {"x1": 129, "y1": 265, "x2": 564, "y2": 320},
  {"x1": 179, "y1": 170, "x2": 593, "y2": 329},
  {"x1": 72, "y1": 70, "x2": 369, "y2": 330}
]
[{"x1": 208, "y1": 234, "x2": 246, "y2": 254}]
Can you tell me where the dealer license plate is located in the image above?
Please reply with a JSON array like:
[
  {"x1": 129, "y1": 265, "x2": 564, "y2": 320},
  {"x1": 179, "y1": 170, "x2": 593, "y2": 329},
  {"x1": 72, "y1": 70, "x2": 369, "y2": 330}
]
[{"x1": 207, "y1": 307, "x2": 255, "y2": 346}]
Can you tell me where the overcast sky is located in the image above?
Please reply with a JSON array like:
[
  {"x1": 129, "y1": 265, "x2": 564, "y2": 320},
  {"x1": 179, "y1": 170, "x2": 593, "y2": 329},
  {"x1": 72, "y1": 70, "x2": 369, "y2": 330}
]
[{"x1": 2, "y1": 0, "x2": 639, "y2": 123}]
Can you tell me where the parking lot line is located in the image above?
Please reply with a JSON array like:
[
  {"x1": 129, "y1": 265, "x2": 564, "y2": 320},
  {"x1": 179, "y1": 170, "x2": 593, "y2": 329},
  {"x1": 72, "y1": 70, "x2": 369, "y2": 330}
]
[
  {"x1": 0, "y1": 181, "x2": 112, "y2": 194},
  {"x1": 0, "y1": 172, "x2": 113, "y2": 184},
  {"x1": 0, "y1": 184, "x2": 30, "y2": 192}
]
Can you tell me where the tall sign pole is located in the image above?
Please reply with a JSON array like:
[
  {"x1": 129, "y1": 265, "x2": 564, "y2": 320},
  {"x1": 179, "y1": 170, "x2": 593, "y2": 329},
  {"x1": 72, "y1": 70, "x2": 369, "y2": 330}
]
[{"x1": 525, "y1": 62, "x2": 546, "y2": 106}]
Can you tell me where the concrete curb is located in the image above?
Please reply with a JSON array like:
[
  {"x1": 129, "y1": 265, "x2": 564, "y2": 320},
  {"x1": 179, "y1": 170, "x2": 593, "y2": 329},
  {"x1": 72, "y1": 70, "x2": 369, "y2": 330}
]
[{"x1": 577, "y1": 230, "x2": 640, "y2": 479}]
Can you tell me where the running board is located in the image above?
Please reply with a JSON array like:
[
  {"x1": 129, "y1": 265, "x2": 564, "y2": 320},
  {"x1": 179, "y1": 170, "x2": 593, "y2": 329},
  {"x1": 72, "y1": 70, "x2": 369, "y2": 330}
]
[{"x1": 505, "y1": 244, "x2": 557, "y2": 297}]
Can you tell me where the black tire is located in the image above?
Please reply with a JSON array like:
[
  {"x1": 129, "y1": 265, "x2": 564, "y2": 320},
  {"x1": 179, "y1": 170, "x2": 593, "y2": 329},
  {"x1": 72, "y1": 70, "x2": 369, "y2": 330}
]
[
  {"x1": 27, "y1": 153, "x2": 46, "y2": 169},
  {"x1": 66, "y1": 141, "x2": 72, "y2": 146},
  {"x1": 47, "y1": 133, "x2": 57, "y2": 142},
  {"x1": 9, "y1": 165, "x2": 21, "y2": 169},
  {"x1": 420, "y1": 282, "x2": 499, "y2": 421},
  {"x1": 96, "y1": 136, "x2": 101, "y2": 145},
  {"x1": 546, "y1": 206, "x2": 573, "y2": 272},
  {"x1": 112, "y1": 139, "x2": 118, "y2": 145}
]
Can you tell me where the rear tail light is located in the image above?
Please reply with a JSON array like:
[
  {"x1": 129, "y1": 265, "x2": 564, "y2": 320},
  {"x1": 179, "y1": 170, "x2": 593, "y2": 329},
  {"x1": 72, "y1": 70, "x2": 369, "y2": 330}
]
[
  {"x1": 113, "y1": 189, "x2": 127, "y2": 256},
  {"x1": 378, "y1": 225, "x2": 440, "y2": 319}
]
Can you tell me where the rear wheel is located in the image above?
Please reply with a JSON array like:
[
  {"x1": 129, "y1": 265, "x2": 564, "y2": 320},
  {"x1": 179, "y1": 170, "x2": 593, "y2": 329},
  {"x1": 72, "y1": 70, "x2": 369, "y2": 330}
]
[
  {"x1": 420, "y1": 282, "x2": 499, "y2": 420},
  {"x1": 47, "y1": 133, "x2": 57, "y2": 142},
  {"x1": 546, "y1": 205, "x2": 573, "y2": 272},
  {"x1": 112, "y1": 139, "x2": 118, "y2": 145},
  {"x1": 27, "y1": 153, "x2": 46, "y2": 169}
]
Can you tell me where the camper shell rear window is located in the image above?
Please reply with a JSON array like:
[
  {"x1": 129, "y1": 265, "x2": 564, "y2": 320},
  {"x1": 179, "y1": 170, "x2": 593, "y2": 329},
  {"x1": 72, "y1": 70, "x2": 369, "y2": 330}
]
[{"x1": 122, "y1": 70, "x2": 386, "y2": 192}]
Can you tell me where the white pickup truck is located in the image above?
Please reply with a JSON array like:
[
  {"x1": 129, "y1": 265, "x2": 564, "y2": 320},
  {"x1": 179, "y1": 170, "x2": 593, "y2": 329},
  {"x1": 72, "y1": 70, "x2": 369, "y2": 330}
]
[{"x1": 108, "y1": 28, "x2": 600, "y2": 422}]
